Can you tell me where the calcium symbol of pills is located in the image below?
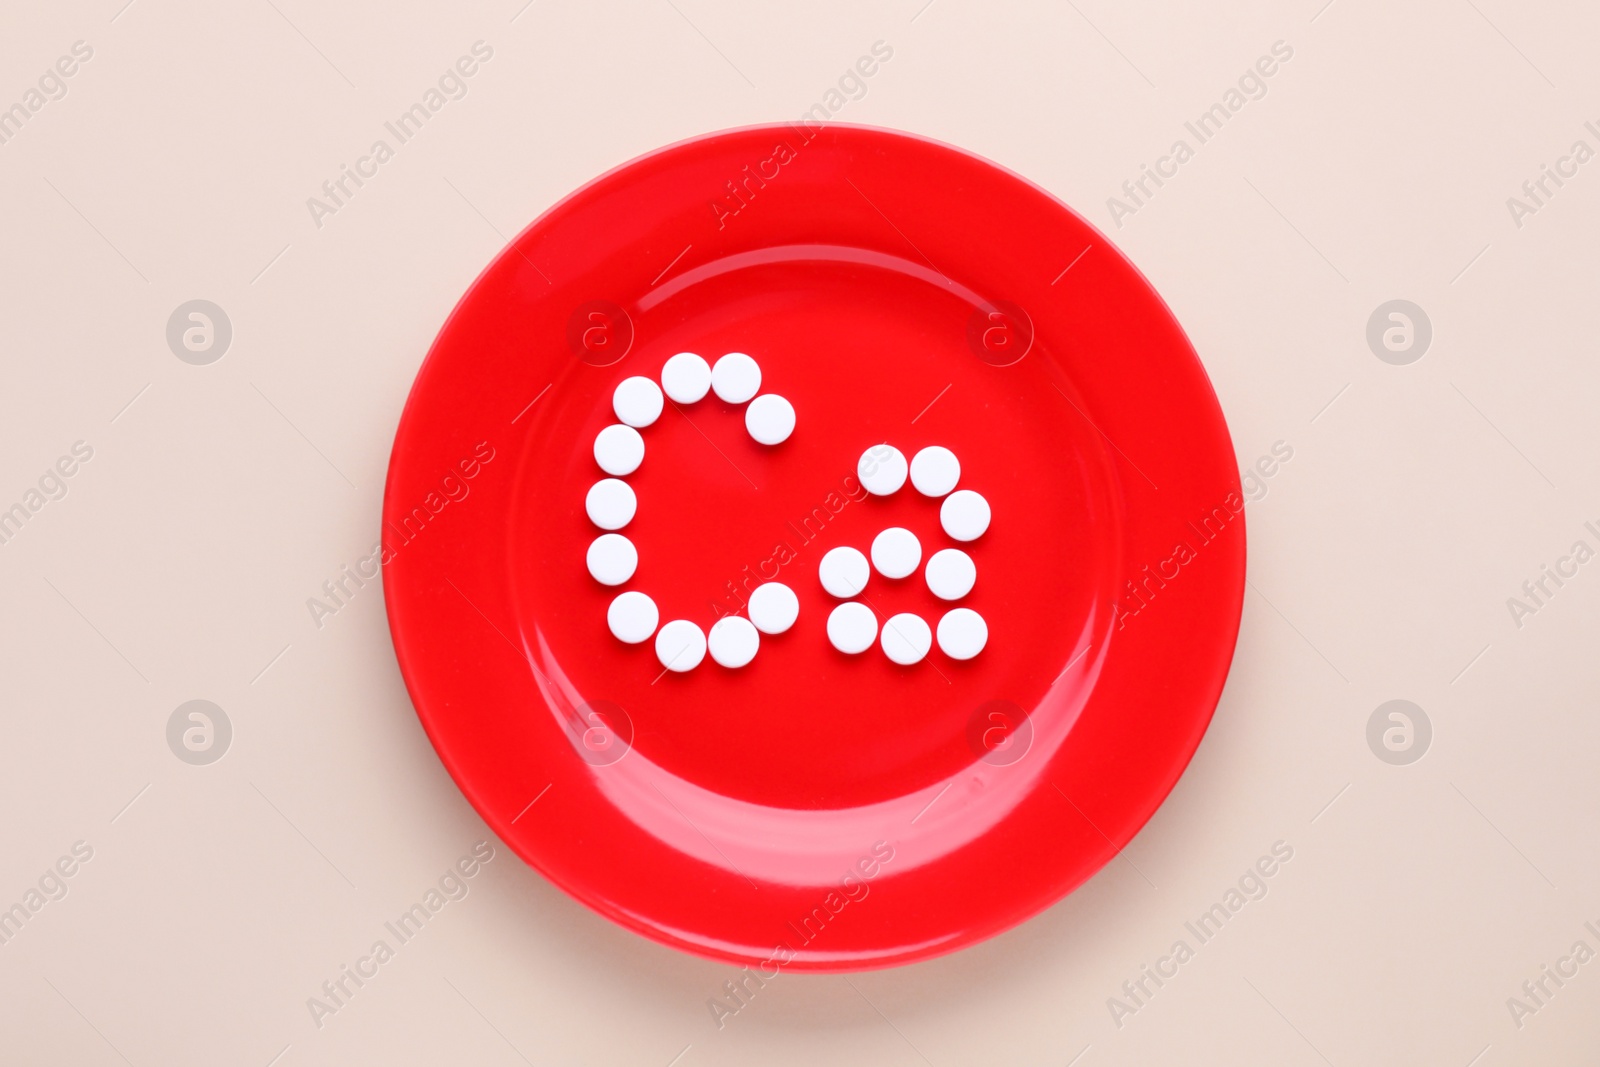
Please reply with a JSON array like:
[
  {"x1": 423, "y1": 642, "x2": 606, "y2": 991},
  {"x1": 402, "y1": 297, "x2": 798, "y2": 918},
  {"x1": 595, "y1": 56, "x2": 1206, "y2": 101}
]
[{"x1": 585, "y1": 353, "x2": 988, "y2": 672}]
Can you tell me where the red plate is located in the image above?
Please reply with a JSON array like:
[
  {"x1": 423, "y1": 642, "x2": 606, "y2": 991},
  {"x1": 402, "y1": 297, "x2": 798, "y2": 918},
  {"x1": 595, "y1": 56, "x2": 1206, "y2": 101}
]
[{"x1": 383, "y1": 124, "x2": 1245, "y2": 971}]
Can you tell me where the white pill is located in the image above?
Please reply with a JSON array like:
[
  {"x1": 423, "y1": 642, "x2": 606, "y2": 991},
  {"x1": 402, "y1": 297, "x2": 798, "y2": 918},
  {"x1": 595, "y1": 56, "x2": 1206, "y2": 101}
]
[
  {"x1": 910, "y1": 446, "x2": 961, "y2": 497},
  {"x1": 594, "y1": 424, "x2": 644, "y2": 476},
  {"x1": 586, "y1": 533, "x2": 637, "y2": 586},
  {"x1": 711, "y1": 352, "x2": 761, "y2": 403},
  {"x1": 925, "y1": 548, "x2": 976, "y2": 600},
  {"x1": 870, "y1": 527, "x2": 922, "y2": 579},
  {"x1": 748, "y1": 582, "x2": 799, "y2": 634},
  {"x1": 857, "y1": 444, "x2": 908, "y2": 496},
  {"x1": 827, "y1": 602, "x2": 878, "y2": 654},
  {"x1": 937, "y1": 608, "x2": 988, "y2": 660},
  {"x1": 708, "y1": 616, "x2": 760, "y2": 668},
  {"x1": 940, "y1": 489, "x2": 991, "y2": 541},
  {"x1": 819, "y1": 546, "x2": 870, "y2": 598},
  {"x1": 613, "y1": 376, "x2": 664, "y2": 427},
  {"x1": 655, "y1": 619, "x2": 707, "y2": 672},
  {"x1": 880, "y1": 612, "x2": 932, "y2": 665},
  {"x1": 745, "y1": 394, "x2": 796, "y2": 445},
  {"x1": 606, "y1": 591, "x2": 658, "y2": 644},
  {"x1": 585, "y1": 478, "x2": 637, "y2": 530},
  {"x1": 661, "y1": 352, "x2": 711, "y2": 403}
]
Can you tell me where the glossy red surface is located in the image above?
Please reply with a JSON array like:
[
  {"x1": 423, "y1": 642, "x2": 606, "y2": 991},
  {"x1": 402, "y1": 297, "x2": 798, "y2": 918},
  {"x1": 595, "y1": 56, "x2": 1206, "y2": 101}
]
[{"x1": 382, "y1": 124, "x2": 1245, "y2": 971}]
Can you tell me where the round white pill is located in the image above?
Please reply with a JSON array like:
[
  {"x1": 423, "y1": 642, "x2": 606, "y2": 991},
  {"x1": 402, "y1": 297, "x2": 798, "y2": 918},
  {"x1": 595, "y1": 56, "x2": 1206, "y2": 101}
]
[
  {"x1": 586, "y1": 533, "x2": 637, "y2": 586},
  {"x1": 940, "y1": 489, "x2": 991, "y2": 541},
  {"x1": 661, "y1": 352, "x2": 711, "y2": 403},
  {"x1": 827, "y1": 602, "x2": 878, "y2": 654},
  {"x1": 655, "y1": 619, "x2": 707, "y2": 672},
  {"x1": 857, "y1": 444, "x2": 908, "y2": 496},
  {"x1": 880, "y1": 612, "x2": 933, "y2": 665},
  {"x1": 910, "y1": 446, "x2": 961, "y2": 497},
  {"x1": 745, "y1": 394, "x2": 795, "y2": 445},
  {"x1": 711, "y1": 352, "x2": 761, "y2": 403},
  {"x1": 819, "y1": 546, "x2": 870, "y2": 598},
  {"x1": 585, "y1": 478, "x2": 637, "y2": 530},
  {"x1": 593, "y1": 424, "x2": 644, "y2": 476},
  {"x1": 606, "y1": 591, "x2": 658, "y2": 644},
  {"x1": 708, "y1": 616, "x2": 760, "y2": 668},
  {"x1": 924, "y1": 548, "x2": 976, "y2": 600},
  {"x1": 937, "y1": 608, "x2": 988, "y2": 660},
  {"x1": 747, "y1": 582, "x2": 799, "y2": 634},
  {"x1": 612, "y1": 376, "x2": 664, "y2": 428},
  {"x1": 870, "y1": 527, "x2": 922, "y2": 580}
]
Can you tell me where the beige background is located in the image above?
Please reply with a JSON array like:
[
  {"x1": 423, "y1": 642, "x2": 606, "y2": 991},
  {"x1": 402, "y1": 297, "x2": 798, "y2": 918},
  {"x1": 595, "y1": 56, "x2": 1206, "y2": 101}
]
[{"x1": 3, "y1": 0, "x2": 1599, "y2": 1063}]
